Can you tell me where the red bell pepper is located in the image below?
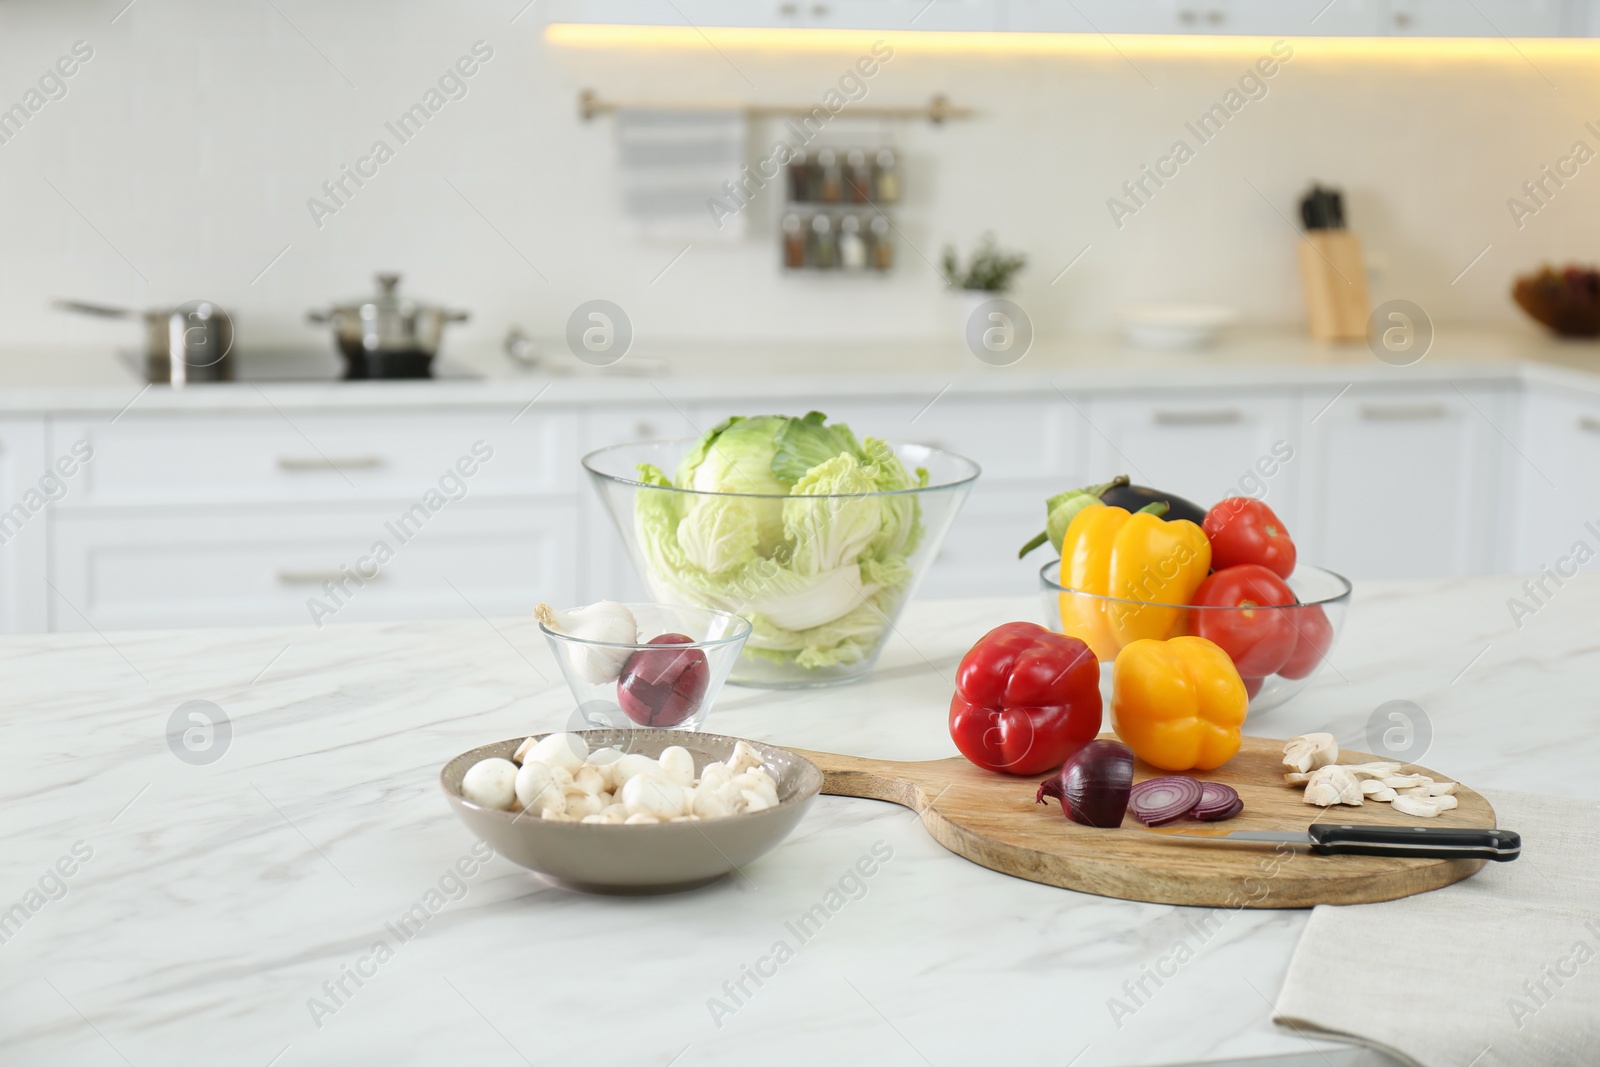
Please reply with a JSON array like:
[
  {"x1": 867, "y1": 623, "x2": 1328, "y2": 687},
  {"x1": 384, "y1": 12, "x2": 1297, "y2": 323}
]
[
  {"x1": 948, "y1": 622, "x2": 1102, "y2": 776},
  {"x1": 1202, "y1": 498, "x2": 1297, "y2": 579},
  {"x1": 1192, "y1": 564, "x2": 1299, "y2": 677}
]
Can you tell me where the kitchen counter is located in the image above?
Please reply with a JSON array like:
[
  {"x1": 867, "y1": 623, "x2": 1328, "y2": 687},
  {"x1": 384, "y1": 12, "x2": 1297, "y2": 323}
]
[
  {"x1": 3, "y1": 574, "x2": 1594, "y2": 1067},
  {"x1": 5, "y1": 326, "x2": 1600, "y2": 414}
]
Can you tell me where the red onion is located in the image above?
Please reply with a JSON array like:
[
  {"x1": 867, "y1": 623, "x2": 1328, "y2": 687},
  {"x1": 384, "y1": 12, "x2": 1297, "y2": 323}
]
[
  {"x1": 1035, "y1": 740, "x2": 1134, "y2": 828},
  {"x1": 617, "y1": 633, "x2": 709, "y2": 727},
  {"x1": 1192, "y1": 782, "x2": 1243, "y2": 822},
  {"x1": 1128, "y1": 775, "x2": 1204, "y2": 826}
]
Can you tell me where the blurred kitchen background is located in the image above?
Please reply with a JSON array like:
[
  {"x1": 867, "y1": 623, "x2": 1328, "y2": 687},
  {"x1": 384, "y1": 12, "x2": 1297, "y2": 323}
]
[{"x1": 1, "y1": 0, "x2": 1598, "y2": 633}]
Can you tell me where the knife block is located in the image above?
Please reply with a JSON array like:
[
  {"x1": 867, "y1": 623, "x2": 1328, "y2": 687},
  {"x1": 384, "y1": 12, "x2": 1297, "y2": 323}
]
[{"x1": 1297, "y1": 231, "x2": 1370, "y2": 342}]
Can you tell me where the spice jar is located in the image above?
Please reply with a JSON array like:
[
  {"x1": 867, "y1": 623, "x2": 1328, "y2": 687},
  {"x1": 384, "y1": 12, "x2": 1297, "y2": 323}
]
[
  {"x1": 817, "y1": 148, "x2": 842, "y2": 204},
  {"x1": 874, "y1": 148, "x2": 900, "y2": 204},
  {"x1": 810, "y1": 213, "x2": 837, "y2": 269},
  {"x1": 839, "y1": 214, "x2": 867, "y2": 270},
  {"x1": 846, "y1": 149, "x2": 872, "y2": 203},
  {"x1": 787, "y1": 149, "x2": 812, "y2": 202},
  {"x1": 870, "y1": 215, "x2": 893, "y2": 271},
  {"x1": 782, "y1": 213, "x2": 806, "y2": 269}
]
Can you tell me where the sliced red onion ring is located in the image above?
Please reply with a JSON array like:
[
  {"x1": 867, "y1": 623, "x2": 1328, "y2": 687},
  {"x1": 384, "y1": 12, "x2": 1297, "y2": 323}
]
[
  {"x1": 1128, "y1": 775, "x2": 1204, "y2": 826},
  {"x1": 1192, "y1": 782, "x2": 1243, "y2": 821}
]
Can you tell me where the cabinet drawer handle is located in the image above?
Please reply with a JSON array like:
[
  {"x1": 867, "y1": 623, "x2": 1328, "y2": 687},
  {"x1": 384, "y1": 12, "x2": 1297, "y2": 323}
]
[
  {"x1": 1152, "y1": 410, "x2": 1244, "y2": 426},
  {"x1": 277, "y1": 456, "x2": 385, "y2": 472},
  {"x1": 1578, "y1": 416, "x2": 1600, "y2": 436},
  {"x1": 276, "y1": 569, "x2": 383, "y2": 586},
  {"x1": 1360, "y1": 403, "x2": 1448, "y2": 421}
]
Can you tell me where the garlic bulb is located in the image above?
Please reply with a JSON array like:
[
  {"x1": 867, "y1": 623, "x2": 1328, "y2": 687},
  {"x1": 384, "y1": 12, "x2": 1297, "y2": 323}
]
[{"x1": 535, "y1": 601, "x2": 639, "y2": 684}]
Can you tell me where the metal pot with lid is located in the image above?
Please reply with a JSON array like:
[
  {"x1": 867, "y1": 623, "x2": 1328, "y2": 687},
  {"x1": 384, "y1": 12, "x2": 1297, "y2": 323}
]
[
  {"x1": 53, "y1": 298, "x2": 235, "y2": 385},
  {"x1": 307, "y1": 273, "x2": 469, "y2": 379}
]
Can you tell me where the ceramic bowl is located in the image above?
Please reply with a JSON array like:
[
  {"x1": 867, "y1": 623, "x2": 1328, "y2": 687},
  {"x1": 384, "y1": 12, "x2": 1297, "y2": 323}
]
[{"x1": 440, "y1": 729, "x2": 822, "y2": 893}]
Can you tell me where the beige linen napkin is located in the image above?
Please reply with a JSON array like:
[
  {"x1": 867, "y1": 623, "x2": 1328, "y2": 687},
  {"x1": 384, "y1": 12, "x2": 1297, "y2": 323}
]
[{"x1": 1275, "y1": 789, "x2": 1600, "y2": 1067}]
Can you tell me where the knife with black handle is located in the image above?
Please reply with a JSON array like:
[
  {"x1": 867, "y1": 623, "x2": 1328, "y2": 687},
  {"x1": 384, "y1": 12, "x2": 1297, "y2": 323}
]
[{"x1": 1154, "y1": 823, "x2": 1520, "y2": 862}]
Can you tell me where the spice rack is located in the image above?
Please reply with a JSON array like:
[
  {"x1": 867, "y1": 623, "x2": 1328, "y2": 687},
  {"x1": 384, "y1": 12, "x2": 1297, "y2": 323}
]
[{"x1": 781, "y1": 146, "x2": 899, "y2": 273}]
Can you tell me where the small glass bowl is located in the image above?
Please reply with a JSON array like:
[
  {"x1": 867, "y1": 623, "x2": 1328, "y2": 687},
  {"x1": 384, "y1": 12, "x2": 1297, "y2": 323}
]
[
  {"x1": 539, "y1": 603, "x2": 752, "y2": 733},
  {"x1": 1039, "y1": 560, "x2": 1353, "y2": 715}
]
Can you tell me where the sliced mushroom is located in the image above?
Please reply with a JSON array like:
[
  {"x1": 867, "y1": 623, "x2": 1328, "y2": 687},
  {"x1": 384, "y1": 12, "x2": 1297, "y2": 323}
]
[
  {"x1": 1285, "y1": 772, "x2": 1315, "y2": 786},
  {"x1": 1360, "y1": 780, "x2": 1391, "y2": 796},
  {"x1": 1427, "y1": 781, "x2": 1458, "y2": 796},
  {"x1": 1391, "y1": 795, "x2": 1442, "y2": 818},
  {"x1": 1344, "y1": 762, "x2": 1403, "y2": 780},
  {"x1": 1304, "y1": 765, "x2": 1362, "y2": 807},
  {"x1": 1367, "y1": 786, "x2": 1398, "y2": 802},
  {"x1": 1382, "y1": 774, "x2": 1432, "y2": 789},
  {"x1": 1283, "y1": 733, "x2": 1340, "y2": 774},
  {"x1": 1432, "y1": 795, "x2": 1459, "y2": 811},
  {"x1": 1397, "y1": 786, "x2": 1437, "y2": 798}
]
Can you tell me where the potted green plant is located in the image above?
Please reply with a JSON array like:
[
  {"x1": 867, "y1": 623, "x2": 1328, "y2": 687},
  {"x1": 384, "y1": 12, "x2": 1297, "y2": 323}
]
[{"x1": 942, "y1": 233, "x2": 1027, "y2": 338}]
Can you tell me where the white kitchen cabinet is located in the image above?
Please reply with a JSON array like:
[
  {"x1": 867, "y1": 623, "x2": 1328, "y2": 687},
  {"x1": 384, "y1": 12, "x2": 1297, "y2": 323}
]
[
  {"x1": 1384, "y1": 0, "x2": 1564, "y2": 36},
  {"x1": 49, "y1": 501, "x2": 577, "y2": 632},
  {"x1": 49, "y1": 410, "x2": 576, "y2": 508},
  {"x1": 1510, "y1": 383, "x2": 1600, "y2": 573},
  {"x1": 1297, "y1": 385, "x2": 1506, "y2": 579},
  {"x1": 0, "y1": 417, "x2": 49, "y2": 633},
  {"x1": 1081, "y1": 390, "x2": 1302, "y2": 525}
]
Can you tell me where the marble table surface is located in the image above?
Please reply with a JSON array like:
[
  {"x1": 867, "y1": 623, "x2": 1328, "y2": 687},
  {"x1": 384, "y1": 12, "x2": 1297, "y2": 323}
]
[{"x1": 2, "y1": 574, "x2": 1596, "y2": 1067}]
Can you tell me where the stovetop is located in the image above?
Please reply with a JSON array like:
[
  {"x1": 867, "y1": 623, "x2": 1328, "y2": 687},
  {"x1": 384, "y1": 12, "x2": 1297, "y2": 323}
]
[{"x1": 119, "y1": 349, "x2": 481, "y2": 383}]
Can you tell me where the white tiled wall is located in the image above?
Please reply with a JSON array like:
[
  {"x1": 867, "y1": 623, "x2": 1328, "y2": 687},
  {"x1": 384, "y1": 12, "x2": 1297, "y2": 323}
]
[{"x1": 2, "y1": 0, "x2": 1598, "y2": 357}]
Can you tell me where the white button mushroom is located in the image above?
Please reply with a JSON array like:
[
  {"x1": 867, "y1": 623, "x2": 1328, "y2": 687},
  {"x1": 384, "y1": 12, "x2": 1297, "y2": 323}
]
[
  {"x1": 514, "y1": 761, "x2": 555, "y2": 810},
  {"x1": 621, "y1": 774, "x2": 685, "y2": 820},
  {"x1": 624, "y1": 812, "x2": 661, "y2": 825},
  {"x1": 658, "y1": 746, "x2": 696, "y2": 787},
  {"x1": 727, "y1": 741, "x2": 763, "y2": 775},
  {"x1": 693, "y1": 786, "x2": 737, "y2": 819},
  {"x1": 563, "y1": 792, "x2": 606, "y2": 819},
  {"x1": 612, "y1": 753, "x2": 665, "y2": 788},
  {"x1": 697, "y1": 761, "x2": 732, "y2": 792},
  {"x1": 526, "y1": 733, "x2": 589, "y2": 773},
  {"x1": 573, "y1": 765, "x2": 608, "y2": 796},
  {"x1": 461, "y1": 757, "x2": 518, "y2": 810}
]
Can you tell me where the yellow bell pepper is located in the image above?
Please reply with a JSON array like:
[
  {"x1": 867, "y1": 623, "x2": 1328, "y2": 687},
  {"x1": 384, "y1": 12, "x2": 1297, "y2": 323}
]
[
  {"x1": 1111, "y1": 636, "x2": 1248, "y2": 771},
  {"x1": 1055, "y1": 504, "x2": 1212, "y2": 658}
]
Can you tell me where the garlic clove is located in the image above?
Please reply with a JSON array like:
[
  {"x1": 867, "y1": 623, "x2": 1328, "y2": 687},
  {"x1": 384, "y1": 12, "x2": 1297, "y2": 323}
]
[
  {"x1": 535, "y1": 601, "x2": 639, "y2": 684},
  {"x1": 462, "y1": 758, "x2": 519, "y2": 810}
]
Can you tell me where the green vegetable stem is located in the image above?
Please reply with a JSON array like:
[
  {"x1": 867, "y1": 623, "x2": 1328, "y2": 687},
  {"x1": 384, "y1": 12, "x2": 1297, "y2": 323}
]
[{"x1": 1017, "y1": 475, "x2": 1130, "y2": 559}]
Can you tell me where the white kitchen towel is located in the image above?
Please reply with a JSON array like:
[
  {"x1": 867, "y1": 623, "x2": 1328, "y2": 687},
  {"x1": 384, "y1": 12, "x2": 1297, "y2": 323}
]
[
  {"x1": 1275, "y1": 789, "x2": 1600, "y2": 1067},
  {"x1": 614, "y1": 109, "x2": 748, "y2": 241}
]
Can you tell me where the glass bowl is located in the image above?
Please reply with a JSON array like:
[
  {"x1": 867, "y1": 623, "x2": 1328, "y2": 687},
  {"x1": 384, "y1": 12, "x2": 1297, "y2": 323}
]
[
  {"x1": 539, "y1": 603, "x2": 751, "y2": 732},
  {"x1": 1039, "y1": 560, "x2": 1353, "y2": 715},
  {"x1": 584, "y1": 439, "x2": 979, "y2": 688}
]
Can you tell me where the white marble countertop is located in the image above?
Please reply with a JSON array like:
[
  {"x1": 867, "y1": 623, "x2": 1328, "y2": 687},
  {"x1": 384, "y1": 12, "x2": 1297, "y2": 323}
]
[
  {"x1": 3, "y1": 326, "x2": 1600, "y2": 414},
  {"x1": 2, "y1": 575, "x2": 1596, "y2": 1067}
]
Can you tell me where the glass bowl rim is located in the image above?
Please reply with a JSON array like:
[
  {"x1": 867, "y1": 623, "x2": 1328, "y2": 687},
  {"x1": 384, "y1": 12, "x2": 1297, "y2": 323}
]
[
  {"x1": 538, "y1": 602, "x2": 754, "y2": 651},
  {"x1": 1038, "y1": 559, "x2": 1353, "y2": 611},
  {"x1": 581, "y1": 437, "x2": 982, "y2": 500}
]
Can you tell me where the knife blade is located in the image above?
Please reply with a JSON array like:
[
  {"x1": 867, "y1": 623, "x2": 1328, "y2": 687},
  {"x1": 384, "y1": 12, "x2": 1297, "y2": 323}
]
[{"x1": 1146, "y1": 822, "x2": 1520, "y2": 862}]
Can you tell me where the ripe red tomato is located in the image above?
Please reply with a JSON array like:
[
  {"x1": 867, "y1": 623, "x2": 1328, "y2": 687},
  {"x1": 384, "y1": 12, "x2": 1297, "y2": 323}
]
[
  {"x1": 1278, "y1": 604, "x2": 1334, "y2": 680},
  {"x1": 1192, "y1": 565, "x2": 1298, "y2": 677},
  {"x1": 1202, "y1": 498, "x2": 1297, "y2": 579}
]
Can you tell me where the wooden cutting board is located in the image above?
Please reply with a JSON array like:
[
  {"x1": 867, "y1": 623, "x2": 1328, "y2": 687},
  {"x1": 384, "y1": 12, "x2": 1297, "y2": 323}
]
[{"x1": 790, "y1": 734, "x2": 1496, "y2": 908}]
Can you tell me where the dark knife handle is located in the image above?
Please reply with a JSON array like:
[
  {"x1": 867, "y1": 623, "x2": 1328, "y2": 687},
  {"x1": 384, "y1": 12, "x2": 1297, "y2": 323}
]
[{"x1": 1308, "y1": 823, "x2": 1519, "y2": 861}]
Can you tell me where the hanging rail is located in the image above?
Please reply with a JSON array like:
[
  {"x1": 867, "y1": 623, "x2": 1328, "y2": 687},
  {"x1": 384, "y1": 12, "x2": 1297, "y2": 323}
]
[{"x1": 577, "y1": 89, "x2": 973, "y2": 124}]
